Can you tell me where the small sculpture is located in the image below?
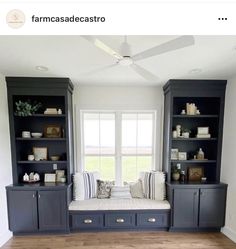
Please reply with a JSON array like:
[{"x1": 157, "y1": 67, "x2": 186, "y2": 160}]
[
  {"x1": 33, "y1": 173, "x2": 40, "y2": 181},
  {"x1": 23, "y1": 173, "x2": 29, "y2": 182}
]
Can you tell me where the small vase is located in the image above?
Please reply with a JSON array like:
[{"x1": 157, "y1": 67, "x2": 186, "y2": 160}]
[{"x1": 172, "y1": 172, "x2": 180, "y2": 181}]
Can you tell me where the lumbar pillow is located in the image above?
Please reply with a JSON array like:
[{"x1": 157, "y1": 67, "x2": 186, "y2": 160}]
[
  {"x1": 97, "y1": 180, "x2": 115, "y2": 199},
  {"x1": 140, "y1": 171, "x2": 166, "y2": 201},
  {"x1": 124, "y1": 179, "x2": 144, "y2": 198},
  {"x1": 110, "y1": 186, "x2": 132, "y2": 199},
  {"x1": 73, "y1": 172, "x2": 100, "y2": 201}
]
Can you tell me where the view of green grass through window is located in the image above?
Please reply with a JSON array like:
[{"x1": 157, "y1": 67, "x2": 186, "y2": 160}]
[{"x1": 82, "y1": 112, "x2": 155, "y2": 183}]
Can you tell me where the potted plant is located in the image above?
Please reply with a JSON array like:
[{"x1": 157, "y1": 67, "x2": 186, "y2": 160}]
[
  {"x1": 172, "y1": 165, "x2": 181, "y2": 181},
  {"x1": 182, "y1": 128, "x2": 191, "y2": 138},
  {"x1": 15, "y1": 100, "x2": 42, "y2": 116}
]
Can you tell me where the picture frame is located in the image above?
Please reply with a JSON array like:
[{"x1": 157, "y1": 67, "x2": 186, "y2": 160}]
[
  {"x1": 197, "y1": 127, "x2": 209, "y2": 135},
  {"x1": 56, "y1": 170, "x2": 65, "y2": 182},
  {"x1": 44, "y1": 125, "x2": 61, "y2": 138},
  {"x1": 44, "y1": 173, "x2": 56, "y2": 183},
  {"x1": 171, "y1": 148, "x2": 179, "y2": 160},
  {"x1": 188, "y1": 167, "x2": 204, "y2": 181},
  {"x1": 178, "y1": 152, "x2": 187, "y2": 160},
  {"x1": 33, "y1": 147, "x2": 47, "y2": 161}
]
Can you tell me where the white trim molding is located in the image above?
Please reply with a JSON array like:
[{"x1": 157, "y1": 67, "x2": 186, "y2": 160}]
[
  {"x1": 78, "y1": 109, "x2": 158, "y2": 184},
  {"x1": 221, "y1": 227, "x2": 236, "y2": 243},
  {"x1": 0, "y1": 226, "x2": 12, "y2": 247}
]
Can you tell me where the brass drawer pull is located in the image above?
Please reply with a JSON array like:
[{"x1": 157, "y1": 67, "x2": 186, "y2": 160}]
[
  {"x1": 148, "y1": 218, "x2": 156, "y2": 223},
  {"x1": 116, "y1": 218, "x2": 125, "y2": 223},
  {"x1": 84, "y1": 219, "x2": 93, "y2": 224}
]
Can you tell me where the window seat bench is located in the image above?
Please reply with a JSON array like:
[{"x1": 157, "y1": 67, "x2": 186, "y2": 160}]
[{"x1": 69, "y1": 198, "x2": 170, "y2": 231}]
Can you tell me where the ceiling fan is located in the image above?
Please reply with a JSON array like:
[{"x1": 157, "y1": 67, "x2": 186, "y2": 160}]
[{"x1": 81, "y1": 35, "x2": 195, "y2": 82}]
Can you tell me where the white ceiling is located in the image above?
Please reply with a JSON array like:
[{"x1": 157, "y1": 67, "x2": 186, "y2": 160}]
[{"x1": 0, "y1": 35, "x2": 236, "y2": 86}]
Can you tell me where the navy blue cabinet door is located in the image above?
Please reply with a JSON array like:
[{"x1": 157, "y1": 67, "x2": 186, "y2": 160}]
[
  {"x1": 7, "y1": 190, "x2": 38, "y2": 232},
  {"x1": 199, "y1": 188, "x2": 226, "y2": 228},
  {"x1": 38, "y1": 190, "x2": 67, "y2": 231},
  {"x1": 173, "y1": 188, "x2": 199, "y2": 228}
]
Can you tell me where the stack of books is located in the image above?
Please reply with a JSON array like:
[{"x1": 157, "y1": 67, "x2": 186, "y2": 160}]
[
  {"x1": 44, "y1": 108, "x2": 58, "y2": 115},
  {"x1": 196, "y1": 127, "x2": 211, "y2": 138}
]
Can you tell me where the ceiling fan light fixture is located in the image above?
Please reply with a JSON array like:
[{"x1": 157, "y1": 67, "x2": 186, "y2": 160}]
[{"x1": 118, "y1": 57, "x2": 133, "y2": 66}]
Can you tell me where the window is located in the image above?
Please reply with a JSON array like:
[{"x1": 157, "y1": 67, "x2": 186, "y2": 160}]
[
  {"x1": 81, "y1": 111, "x2": 156, "y2": 183},
  {"x1": 82, "y1": 112, "x2": 115, "y2": 180},
  {"x1": 121, "y1": 113, "x2": 154, "y2": 182}
]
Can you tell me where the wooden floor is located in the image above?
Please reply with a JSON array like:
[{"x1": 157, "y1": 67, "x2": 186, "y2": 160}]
[{"x1": 1, "y1": 231, "x2": 236, "y2": 249}]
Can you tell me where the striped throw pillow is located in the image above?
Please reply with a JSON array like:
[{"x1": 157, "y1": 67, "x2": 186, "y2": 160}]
[
  {"x1": 73, "y1": 172, "x2": 100, "y2": 200},
  {"x1": 140, "y1": 171, "x2": 166, "y2": 201}
]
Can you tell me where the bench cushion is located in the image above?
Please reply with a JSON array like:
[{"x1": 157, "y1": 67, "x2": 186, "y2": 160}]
[{"x1": 69, "y1": 198, "x2": 170, "y2": 211}]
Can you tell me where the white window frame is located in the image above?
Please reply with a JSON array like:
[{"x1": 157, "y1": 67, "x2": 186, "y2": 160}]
[{"x1": 80, "y1": 110, "x2": 157, "y2": 185}]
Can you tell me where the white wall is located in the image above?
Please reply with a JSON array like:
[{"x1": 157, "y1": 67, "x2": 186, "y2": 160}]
[
  {"x1": 0, "y1": 75, "x2": 12, "y2": 246},
  {"x1": 73, "y1": 85, "x2": 164, "y2": 172},
  {"x1": 221, "y1": 76, "x2": 236, "y2": 243}
]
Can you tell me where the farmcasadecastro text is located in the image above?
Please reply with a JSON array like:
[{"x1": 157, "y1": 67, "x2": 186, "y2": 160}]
[{"x1": 32, "y1": 14, "x2": 106, "y2": 23}]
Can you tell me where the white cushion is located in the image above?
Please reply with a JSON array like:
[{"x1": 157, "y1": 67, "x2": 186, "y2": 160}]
[
  {"x1": 125, "y1": 179, "x2": 144, "y2": 198},
  {"x1": 140, "y1": 171, "x2": 166, "y2": 201},
  {"x1": 73, "y1": 172, "x2": 100, "y2": 201},
  {"x1": 110, "y1": 186, "x2": 132, "y2": 199},
  {"x1": 69, "y1": 198, "x2": 170, "y2": 211}
]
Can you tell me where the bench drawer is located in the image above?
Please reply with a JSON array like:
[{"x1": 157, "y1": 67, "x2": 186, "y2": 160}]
[
  {"x1": 137, "y1": 212, "x2": 169, "y2": 227},
  {"x1": 71, "y1": 214, "x2": 104, "y2": 229},
  {"x1": 105, "y1": 213, "x2": 135, "y2": 228}
]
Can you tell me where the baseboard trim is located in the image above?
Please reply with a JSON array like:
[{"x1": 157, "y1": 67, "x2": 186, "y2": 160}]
[
  {"x1": 221, "y1": 226, "x2": 236, "y2": 243},
  {"x1": 0, "y1": 230, "x2": 12, "y2": 247}
]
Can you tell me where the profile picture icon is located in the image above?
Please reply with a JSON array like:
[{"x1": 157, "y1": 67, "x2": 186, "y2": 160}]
[{"x1": 6, "y1": 9, "x2": 25, "y2": 29}]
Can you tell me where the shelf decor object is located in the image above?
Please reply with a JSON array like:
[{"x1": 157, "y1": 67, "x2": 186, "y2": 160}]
[
  {"x1": 15, "y1": 100, "x2": 42, "y2": 117},
  {"x1": 178, "y1": 152, "x2": 187, "y2": 160},
  {"x1": 5, "y1": 77, "x2": 74, "y2": 234},
  {"x1": 44, "y1": 125, "x2": 62, "y2": 138},
  {"x1": 163, "y1": 79, "x2": 227, "y2": 231},
  {"x1": 33, "y1": 147, "x2": 48, "y2": 161},
  {"x1": 44, "y1": 173, "x2": 56, "y2": 183},
  {"x1": 188, "y1": 166, "x2": 204, "y2": 181}
]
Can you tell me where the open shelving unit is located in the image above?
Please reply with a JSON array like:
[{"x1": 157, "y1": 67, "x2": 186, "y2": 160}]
[
  {"x1": 6, "y1": 77, "x2": 74, "y2": 185},
  {"x1": 163, "y1": 79, "x2": 227, "y2": 183}
]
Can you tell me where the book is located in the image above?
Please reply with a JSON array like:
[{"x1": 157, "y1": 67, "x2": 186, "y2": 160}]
[{"x1": 196, "y1": 134, "x2": 211, "y2": 138}]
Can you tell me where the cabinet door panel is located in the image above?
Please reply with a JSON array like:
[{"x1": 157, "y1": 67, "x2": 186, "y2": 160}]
[
  {"x1": 199, "y1": 188, "x2": 226, "y2": 227},
  {"x1": 38, "y1": 190, "x2": 67, "y2": 231},
  {"x1": 173, "y1": 188, "x2": 199, "y2": 228},
  {"x1": 7, "y1": 190, "x2": 38, "y2": 232}
]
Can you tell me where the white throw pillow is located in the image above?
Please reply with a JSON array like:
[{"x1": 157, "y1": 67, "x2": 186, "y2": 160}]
[
  {"x1": 73, "y1": 171, "x2": 100, "y2": 200},
  {"x1": 110, "y1": 186, "x2": 132, "y2": 199},
  {"x1": 124, "y1": 180, "x2": 144, "y2": 198},
  {"x1": 140, "y1": 171, "x2": 166, "y2": 201}
]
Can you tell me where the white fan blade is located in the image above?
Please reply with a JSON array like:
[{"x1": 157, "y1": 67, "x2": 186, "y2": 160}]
[
  {"x1": 81, "y1": 63, "x2": 118, "y2": 76},
  {"x1": 130, "y1": 64, "x2": 159, "y2": 82},
  {"x1": 132, "y1": 36, "x2": 194, "y2": 61},
  {"x1": 81, "y1": 36, "x2": 123, "y2": 59}
]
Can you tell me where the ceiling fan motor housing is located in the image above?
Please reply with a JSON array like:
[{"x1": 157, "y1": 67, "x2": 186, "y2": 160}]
[{"x1": 120, "y1": 41, "x2": 132, "y2": 57}]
